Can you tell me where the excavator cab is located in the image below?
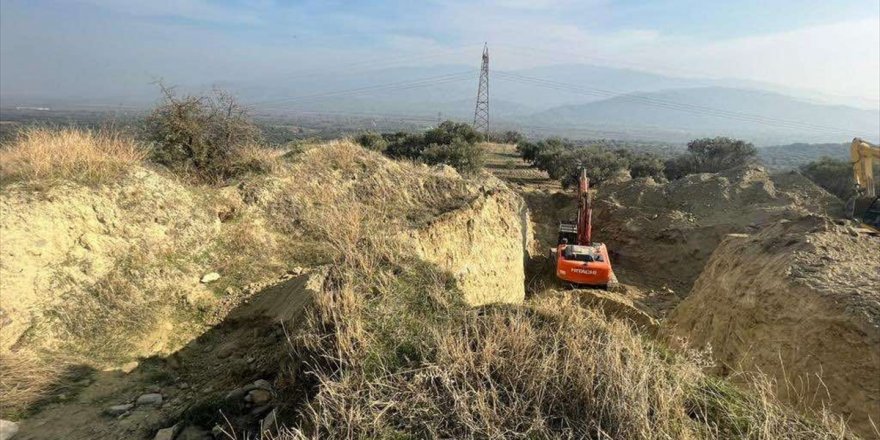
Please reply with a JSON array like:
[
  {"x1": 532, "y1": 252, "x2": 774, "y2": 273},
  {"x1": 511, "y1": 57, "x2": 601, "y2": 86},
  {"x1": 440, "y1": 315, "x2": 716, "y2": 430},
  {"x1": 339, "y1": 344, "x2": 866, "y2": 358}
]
[
  {"x1": 861, "y1": 196, "x2": 880, "y2": 230},
  {"x1": 555, "y1": 241, "x2": 614, "y2": 286},
  {"x1": 557, "y1": 221, "x2": 578, "y2": 245}
]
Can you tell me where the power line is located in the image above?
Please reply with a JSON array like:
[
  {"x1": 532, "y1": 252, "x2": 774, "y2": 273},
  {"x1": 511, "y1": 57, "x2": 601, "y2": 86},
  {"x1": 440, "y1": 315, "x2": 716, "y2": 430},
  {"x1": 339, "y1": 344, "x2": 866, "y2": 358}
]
[
  {"x1": 234, "y1": 44, "x2": 482, "y2": 93},
  {"x1": 253, "y1": 71, "x2": 476, "y2": 108}
]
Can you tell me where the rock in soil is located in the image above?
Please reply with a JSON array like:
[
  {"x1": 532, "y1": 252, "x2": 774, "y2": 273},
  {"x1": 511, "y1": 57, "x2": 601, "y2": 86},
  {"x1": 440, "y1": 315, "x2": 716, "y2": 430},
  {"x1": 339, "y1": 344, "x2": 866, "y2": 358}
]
[
  {"x1": 106, "y1": 404, "x2": 134, "y2": 416},
  {"x1": 136, "y1": 393, "x2": 163, "y2": 406},
  {"x1": 200, "y1": 272, "x2": 221, "y2": 283},
  {"x1": 177, "y1": 425, "x2": 212, "y2": 440},
  {"x1": 0, "y1": 419, "x2": 19, "y2": 440},
  {"x1": 245, "y1": 389, "x2": 272, "y2": 405},
  {"x1": 252, "y1": 379, "x2": 272, "y2": 391},
  {"x1": 153, "y1": 424, "x2": 179, "y2": 440},
  {"x1": 260, "y1": 409, "x2": 277, "y2": 436}
]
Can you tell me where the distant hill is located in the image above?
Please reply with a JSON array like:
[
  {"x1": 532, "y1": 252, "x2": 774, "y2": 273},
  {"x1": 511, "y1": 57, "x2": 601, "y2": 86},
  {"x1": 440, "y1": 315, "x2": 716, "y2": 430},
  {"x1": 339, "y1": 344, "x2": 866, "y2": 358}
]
[
  {"x1": 527, "y1": 87, "x2": 879, "y2": 145},
  {"x1": 4, "y1": 64, "x2": 879, "y2": 145}
]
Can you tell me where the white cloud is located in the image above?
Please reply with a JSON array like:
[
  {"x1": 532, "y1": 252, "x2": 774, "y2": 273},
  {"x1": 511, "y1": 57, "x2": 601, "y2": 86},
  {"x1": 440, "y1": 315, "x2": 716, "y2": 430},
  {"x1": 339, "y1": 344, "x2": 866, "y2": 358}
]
[{"x1": 432, "y1": 6, "x2": 879, "y2": 103}]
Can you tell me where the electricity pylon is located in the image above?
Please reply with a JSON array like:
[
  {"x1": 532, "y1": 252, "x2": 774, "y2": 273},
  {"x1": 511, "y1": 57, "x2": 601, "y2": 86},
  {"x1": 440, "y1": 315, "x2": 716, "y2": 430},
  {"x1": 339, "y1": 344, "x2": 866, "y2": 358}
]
[{"x1": 473, "y1": 44, "x2": 489, "y2": 135}]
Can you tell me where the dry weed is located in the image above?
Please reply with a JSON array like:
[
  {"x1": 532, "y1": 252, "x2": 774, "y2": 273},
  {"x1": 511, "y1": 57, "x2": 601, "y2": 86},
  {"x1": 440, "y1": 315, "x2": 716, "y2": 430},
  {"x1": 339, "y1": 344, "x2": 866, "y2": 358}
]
[
  {"x1": 266, "y1": 143, "x2": 854, "y2": 439},
  {"x1": 225, "y1": 144, "x2": 285, "y2": 176},
  {"x1": 0, "y1": 351, "x2": 90, "y2": 419},
  {"x1": 287, "y1": 292, "x2": 854, "y2": 439},
  {"x1": 0, "y1": 127, "x2": 146, "y2": 185}
]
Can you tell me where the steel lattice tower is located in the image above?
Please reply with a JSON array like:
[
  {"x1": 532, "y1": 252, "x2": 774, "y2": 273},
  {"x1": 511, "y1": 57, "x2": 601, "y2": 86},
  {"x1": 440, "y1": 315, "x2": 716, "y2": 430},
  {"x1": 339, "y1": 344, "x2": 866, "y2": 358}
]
[{"x1": 473, "y1": 44, "x2": 489, "y2": 134}]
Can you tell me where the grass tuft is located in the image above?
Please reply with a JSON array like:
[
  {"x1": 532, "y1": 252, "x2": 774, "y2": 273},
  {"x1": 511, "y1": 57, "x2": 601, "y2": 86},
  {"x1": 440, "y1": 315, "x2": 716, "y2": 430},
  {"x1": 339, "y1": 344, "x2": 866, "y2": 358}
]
[
  {"x1": 0, "y1": 127, "x2": 147, "y2": 186},
  {"x1": 0, "y1": 351, "x2": 93, "y2": 419}
]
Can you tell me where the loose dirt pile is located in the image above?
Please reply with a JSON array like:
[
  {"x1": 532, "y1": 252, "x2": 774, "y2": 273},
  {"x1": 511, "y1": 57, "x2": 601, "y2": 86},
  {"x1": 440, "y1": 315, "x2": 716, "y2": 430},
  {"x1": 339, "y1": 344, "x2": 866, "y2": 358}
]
[
  {"x1": 0, "y1": 140, "x2": 529, "y2": 437},
  {"x1": 0, "y1": 168, "x2": 226, "y2": 358},
  {"x1": 11, "y1": 269, "x2": 327, "y2": 440},
  {"x1": 664, "y1": 215, "x2": 880, "y2": 437},
  {"x1": 593, "y1": 165, "x2": 841, "y2": 293}
]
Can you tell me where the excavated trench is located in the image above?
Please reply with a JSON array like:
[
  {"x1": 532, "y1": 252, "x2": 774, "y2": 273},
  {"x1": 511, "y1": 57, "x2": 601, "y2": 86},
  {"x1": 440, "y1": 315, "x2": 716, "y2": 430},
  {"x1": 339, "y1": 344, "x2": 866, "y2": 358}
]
[
  {"x1": 6, "y1": 142, "x2": 875, "y2": 438},
  {"x1": 4, "y1": 146, "x2": 533, "y2": 439},
  {"x1": 485, "y1": 143, "x2": 879, "y2": 437}
]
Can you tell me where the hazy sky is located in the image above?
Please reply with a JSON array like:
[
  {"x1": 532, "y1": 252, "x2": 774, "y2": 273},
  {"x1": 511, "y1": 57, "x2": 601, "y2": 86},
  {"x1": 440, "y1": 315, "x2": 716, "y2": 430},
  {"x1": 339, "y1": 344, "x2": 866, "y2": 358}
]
[{"x1": 1, "y1": 0, "x2": 878, "y2": 105}]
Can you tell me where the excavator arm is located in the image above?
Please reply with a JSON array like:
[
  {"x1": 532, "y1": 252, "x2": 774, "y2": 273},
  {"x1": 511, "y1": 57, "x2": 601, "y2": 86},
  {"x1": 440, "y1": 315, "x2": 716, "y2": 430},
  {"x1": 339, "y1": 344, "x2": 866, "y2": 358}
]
[
  {"x1": 848, "y1": 138, "x2": 880, "y2": 231},
  {"x1": 851, "y1": 138, "x2": 879, "y2": 198},
  {"x1": 576, "y1": 169, "x2": 593, "y2": 246}
]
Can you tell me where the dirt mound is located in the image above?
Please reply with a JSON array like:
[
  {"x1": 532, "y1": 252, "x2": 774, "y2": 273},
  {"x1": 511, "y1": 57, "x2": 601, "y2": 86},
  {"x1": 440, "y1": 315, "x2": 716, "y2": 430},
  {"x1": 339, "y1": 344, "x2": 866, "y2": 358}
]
[
  {"x1": 664, "y1": 215, "x2": 880, "y2": 437},
  {"x1": 593, "y1": 165, "x2": 841, "y2": 293},
  {"x1": 0, "y1": 141, "x2": 529, "y2": 426},
  {"x1": 543, "y1": 288, "x2": 659, "y2": 333},
  {"x1": 0, "y1": 168, "x2": 224, "y2": 356},
  {"x1": 12, "y1": 269, "x2": 328, "y2": 440}
]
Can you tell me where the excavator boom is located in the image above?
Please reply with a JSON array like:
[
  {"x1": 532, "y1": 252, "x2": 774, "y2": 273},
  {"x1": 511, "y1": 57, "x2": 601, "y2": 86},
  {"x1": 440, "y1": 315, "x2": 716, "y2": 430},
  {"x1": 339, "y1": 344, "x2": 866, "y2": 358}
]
[{"x1": 577, "y1": 169, "x2": 592, "y2": 245}]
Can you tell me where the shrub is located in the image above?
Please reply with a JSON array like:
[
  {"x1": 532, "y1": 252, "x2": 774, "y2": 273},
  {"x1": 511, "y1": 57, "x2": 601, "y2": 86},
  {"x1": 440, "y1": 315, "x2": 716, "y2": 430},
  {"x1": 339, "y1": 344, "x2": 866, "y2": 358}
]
[
  {"x1": 354, "y1": 132, "x2": 387, "y2": 152},
  {"x1": 384, "y1": 132, "x2": 428, "y2": 160},
  {"x1": 799, "y1": 157, "x2": 855, "y2": 200},
  {"x1": 380, "y1": 121, "x2": 487, "y2": 174},
  {"x1": 665, "y1": 137, "x2": 758, "y2": 180},
  {"x1": 420, "y1": 140, "x2": 486, "y2": 175},
  {"x1": 664, "y1": 153, "x2": 702, "y2": 181},
  {"x1": 513, "y1": 137, "x2": 671, "y2": 187},
  {"x1": 530, "y1": 137, "x2": 568, "y2": 171},
  {"x1": 0, "y1": 127, "x2": 146, "y2": 186},
  {"x1": 558, "y1": 147, "x2": 630, "y2": 188},
  {"x1": 146, "y1": 86, "x2": 262, "y2": 182},
  {"x1": 515, "y1": 140, "x2": 539, "y2": 162},
  {"x1": 424, "y1": 121, "x2": 484, "y2": 146},
  {"x1": 628, "y1": 152, "x2": 666, "y2": 179}
]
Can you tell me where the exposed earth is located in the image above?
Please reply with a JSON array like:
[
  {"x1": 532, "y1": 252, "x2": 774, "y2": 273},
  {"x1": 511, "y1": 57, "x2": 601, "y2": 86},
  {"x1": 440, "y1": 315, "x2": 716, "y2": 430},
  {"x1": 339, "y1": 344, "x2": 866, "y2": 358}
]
[{"x1": 0, "y1": 141, "x2": 876, "y2": 438}]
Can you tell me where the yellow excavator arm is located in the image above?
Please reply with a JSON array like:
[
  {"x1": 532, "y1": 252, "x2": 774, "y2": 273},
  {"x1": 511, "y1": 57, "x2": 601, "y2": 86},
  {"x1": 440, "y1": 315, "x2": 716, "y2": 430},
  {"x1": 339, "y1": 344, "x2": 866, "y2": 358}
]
[{"x1": 851, "y1": 138, "x2": 879, "y2": 197}]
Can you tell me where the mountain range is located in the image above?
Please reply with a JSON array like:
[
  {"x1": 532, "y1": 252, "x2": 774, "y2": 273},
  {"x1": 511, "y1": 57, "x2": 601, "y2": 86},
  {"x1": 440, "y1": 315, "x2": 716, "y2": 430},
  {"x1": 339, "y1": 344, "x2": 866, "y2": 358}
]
[{"x1": 2, "y1": 63, "x2": 877, "y2": 145}]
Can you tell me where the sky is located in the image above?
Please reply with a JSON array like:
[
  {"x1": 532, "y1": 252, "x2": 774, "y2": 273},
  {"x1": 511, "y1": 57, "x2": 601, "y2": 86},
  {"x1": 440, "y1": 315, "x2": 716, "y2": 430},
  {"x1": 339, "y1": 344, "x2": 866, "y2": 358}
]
[{"x1": 1, "y1": 0, "x2": 878, "y2": 106}]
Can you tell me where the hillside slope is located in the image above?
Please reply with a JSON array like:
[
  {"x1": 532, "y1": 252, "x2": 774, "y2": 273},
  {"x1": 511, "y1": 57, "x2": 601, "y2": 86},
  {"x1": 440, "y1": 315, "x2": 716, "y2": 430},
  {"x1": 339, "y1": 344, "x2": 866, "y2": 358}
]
[
  {"x1": 0, "y1": 141, "x2": 528, "y2": 424},
  {"x1": 530, "y1": 87, "x2": 880, "y2": 144},
  {"x1": 592, "y1": 165, "x2": 841, "y2": 294},
  {"x1": 0, "y1": 136, "x2": 861, "y2": 439},
  {"x1": 664, "y1": 216, "x2": 880, "y2": 437}
]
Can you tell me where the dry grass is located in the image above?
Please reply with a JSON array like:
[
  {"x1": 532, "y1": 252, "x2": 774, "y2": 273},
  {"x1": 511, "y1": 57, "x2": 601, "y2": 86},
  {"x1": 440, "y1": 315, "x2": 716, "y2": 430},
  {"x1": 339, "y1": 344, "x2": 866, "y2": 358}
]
[
  {"x1": 285, "y1": 290, "x2": 853, "y2": 439},
  {"x1": 45, "y1": 250, "x2": 172, "y2": 362},
  {"x1": 0, "y1": 351, "x2": 91, "y2": 419},
  {"x1": 265, "y1": 146, "x2": 855, "y2": 439},
  {"x1": 223, "y1": 144, "x2": 286, "y2": 177},
  {"x1": 0, "y1": 127, "x2": 147, "y2": 186}
]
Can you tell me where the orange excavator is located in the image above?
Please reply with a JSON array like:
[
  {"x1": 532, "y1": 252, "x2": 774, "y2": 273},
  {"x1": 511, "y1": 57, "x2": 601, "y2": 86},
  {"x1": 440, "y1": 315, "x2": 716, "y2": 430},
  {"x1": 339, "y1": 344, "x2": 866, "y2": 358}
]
[{"x1": 552, "y1": 169, "x2": 616, "y2": 287}]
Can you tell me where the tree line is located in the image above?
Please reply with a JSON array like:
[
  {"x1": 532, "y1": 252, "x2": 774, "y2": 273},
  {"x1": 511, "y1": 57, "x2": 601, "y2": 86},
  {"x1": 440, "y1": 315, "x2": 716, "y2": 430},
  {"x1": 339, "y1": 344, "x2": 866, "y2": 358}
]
[
  {"x1": 515, "y1": 136, "x2": 758, "y2": 187},
  {"x1": 355, "y1": 121, "x2": 487, "y2": 174}
]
